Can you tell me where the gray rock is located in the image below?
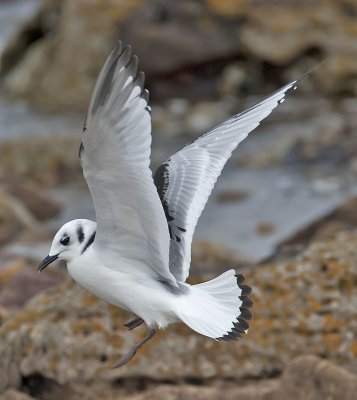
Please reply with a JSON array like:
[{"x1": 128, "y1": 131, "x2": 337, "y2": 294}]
[
  {"x1": 0, "y1": 389, "x2": 35, "y2": 400},
  {"x1": 1, "y1": 0, "x2": 356, "y2": 110},
  {"x1": 269, "y1": 355, "x2": 357, "y2": 400},
  {"x1": 0, "y1": 230, "x2": 356, "y2": 397}
]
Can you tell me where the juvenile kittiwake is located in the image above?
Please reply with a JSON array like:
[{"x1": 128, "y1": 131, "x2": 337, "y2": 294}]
[{"x1": 38, "y1": 41, "x2": 306, "y2": 367}]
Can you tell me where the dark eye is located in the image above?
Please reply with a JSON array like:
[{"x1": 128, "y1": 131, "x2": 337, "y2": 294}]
[{"x1": 60, "y1": 236, "x2": 70, "y2": 246}]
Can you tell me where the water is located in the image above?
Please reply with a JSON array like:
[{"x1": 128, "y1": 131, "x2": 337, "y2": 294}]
[
  {"x1": 0, "y1": 0, "x2": 83, "y2": 141},
  {"x1": 0, "y1": 96, "x2": 83, "y2": 140}
]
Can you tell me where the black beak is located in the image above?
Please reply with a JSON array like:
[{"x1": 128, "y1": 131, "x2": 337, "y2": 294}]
[{"x1": 37, "y1": 254, "x2": 59, "y2": 272}]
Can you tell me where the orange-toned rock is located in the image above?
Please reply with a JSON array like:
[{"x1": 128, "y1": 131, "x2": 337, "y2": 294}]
[
  {"x1": 0, "y1": 179, "x2": 60, "y2": 246},
  {"x1": 269, "y1": 355, "x2": 357, "y2": 400},
  {"x1": 1, "y1": 0, "x2": 146, "y2": 111},
  {"x1": 0, "y1": 138, "x2": 82, "y2": 187},
  {"x1": 1, "y1": 0, "x2": 356, "y2": 111},
  {"x1": 0, "y1": 259, "x2": 64, "y2": 311},
  {"x1": 0, "y1": 230, "x2": 355, "y2": 395},
  {"x1": 0, "y1": 389, "x2": 35, "y2": 400},
  {"x1": 124, "y1": 381, "x2": 277, "y2": 400},
  {"x1": 125, "y1": 358, "x2": 357, "y2": 400}
]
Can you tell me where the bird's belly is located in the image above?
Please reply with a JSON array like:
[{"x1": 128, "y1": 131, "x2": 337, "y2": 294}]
[{"x1": 67, "y1": 259, "x2": 179, "y2": 328}]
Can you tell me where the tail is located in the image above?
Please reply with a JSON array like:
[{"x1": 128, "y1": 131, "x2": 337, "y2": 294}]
[{"x1": 176, "y1": 269, "x2": 253, "y2": 341}]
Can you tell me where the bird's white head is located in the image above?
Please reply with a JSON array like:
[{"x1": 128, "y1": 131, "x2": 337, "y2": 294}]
[{"x1": 38, "y1": 219, "x2": 97, "y2": 272}]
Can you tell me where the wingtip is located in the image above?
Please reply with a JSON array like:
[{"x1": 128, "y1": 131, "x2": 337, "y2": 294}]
[{"x1": 293, "y1": 60, "x2": 326, "y2": 87}]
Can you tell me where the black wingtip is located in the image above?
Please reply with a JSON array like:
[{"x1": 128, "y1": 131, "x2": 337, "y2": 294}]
[
  {"x1": 216, "y1": 272, "x2": 253, "y2": 342},
  {"x1": 297, "y1": 60, "x2": 326, "y2": 82},
  {"x1": 141, "y1": 88, "x2": 149, "y2": 103},
  {"x1": 78, "y1": 141, "x2": 84, "y2": 159},
  {"x1": 285, "y1": 60, "x2": 326, "y2": 97}
]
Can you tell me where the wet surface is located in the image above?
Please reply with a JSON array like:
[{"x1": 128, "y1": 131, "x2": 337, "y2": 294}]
[
  {"x1": 0, "y1": 1, "x2": 355, "y2": 264},
  {"x1": 4, "y1": 163, "x2": 355, "y2": 263}
]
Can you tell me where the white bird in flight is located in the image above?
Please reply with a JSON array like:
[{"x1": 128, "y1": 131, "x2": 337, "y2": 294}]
[{"x1": 38, "y1": 41, "x2": 305, "y2": 367}]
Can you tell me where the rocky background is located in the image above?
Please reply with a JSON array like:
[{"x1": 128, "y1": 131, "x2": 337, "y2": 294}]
[{"x1": 0, "y1": 0, "x2": 356, "y2": 399}]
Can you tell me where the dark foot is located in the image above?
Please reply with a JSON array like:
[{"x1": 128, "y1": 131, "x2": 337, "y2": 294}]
[
  {"x1": 112, "y1": 328, "x2": 156, "y2": 368},
  {"x1": 124, "y1": 316, "x2": 144, "y2": 331},
  {"x1": 111, "y1": 346, "x2": 138, "y2": 368}
]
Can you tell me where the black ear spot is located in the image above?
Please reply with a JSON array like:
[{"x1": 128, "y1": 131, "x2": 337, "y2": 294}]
[
  {"x1": 77, "y1": 226, "x2": 85, "y2": 243},
  {"x1": 60, "y1": 236, "x2": 70, "y2": 246}
]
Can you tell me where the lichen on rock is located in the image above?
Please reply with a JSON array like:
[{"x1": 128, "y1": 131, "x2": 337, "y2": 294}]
[
  {"x1": 0, "y1": 229, "x2": 356, "y2": 396},
  {"x1": 1, "y1": 0, "x2": 356, "y2": 111}
]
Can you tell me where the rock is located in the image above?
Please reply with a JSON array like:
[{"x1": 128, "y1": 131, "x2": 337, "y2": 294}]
[
  {"x1": 185, "y1": 101, "x2": 232, "y2": 136},
  {"x1": 0, "y1": 187, "x2": 38, "y2": 246},
  {"x1": 0, "y1": 180, "x2": 60, "y2": 246},
  {"x1": 152, "y1": 97, "x2": 233, "y2": 139},
  {"x1": 0, "y1": 389, "x2": 35, "y2": 400},
  {"x1": 1, "y1": 0, "x2": 146, "y2": 111},
  {"x1": 125, "y1": 381, "x2": 278, "y2": 400},
  {"x1": 5, "y1": 183, "x2": 60, "y2": 222},
  {"x1": 0, "y1": 306, "x2": 9, "y2": 327},
  {"x1": 0, "y1": 258, "x2": 64, "y2": 312},
  {"x1": 271, "y1": 197, "x2": 357, "y2": 261},
  {"x1": 216, "y1": 188, "x2": 250, "y2": 204},
  {"x1": 235, "y1": 109, "x2": 349, "y2": 170},
  {"x1": 219, "y1": 63, "x2": 247, "y2": 97},
  {"x1": 117, "y1": 359, "x2": 357, "y2": 400},
  {"x1": 0, "y1": 137, "x2": 82, "y2": 186},
  {"x1": 234, "y1": 1, "x2": 357, "y2": 94},
  {"x1": 256, "y1": 222, "x2": 276, "y2": 236},
  {"x1": 1, "y1": 0, "x2": 356, "y2": 110},
  {"x1": 0, "y1": 229, "x2": 356, "y2": 396},
  {"x1": 119, "y1": 1, "x2": 241, "y2": 78},
  {"x1": 269, "y1": 355, "x2": 357, "y2": 400},
  {"x1": 190, "y1": 240, "x2": 251, "y2": 278}
]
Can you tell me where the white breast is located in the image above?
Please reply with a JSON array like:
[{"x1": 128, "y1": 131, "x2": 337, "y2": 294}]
[{"x1": 66, "y1": 248, "x2": 180, "y2": 328}]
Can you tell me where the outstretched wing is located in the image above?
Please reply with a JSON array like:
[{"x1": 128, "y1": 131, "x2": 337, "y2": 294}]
[
  {"x1": 80, "y1": 42, "x2": 176, "y2": 285},
  {"x1": 154, "y1": 79, "x2": 303, "y2": 282}
]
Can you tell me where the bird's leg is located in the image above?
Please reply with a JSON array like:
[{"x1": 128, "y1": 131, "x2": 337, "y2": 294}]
[
  {"x1": 124, "y1": 316, "x2": 144, "y2": 330},
  {"x1": 112, "y1": 328, "x2": 156, "y2": 368}
]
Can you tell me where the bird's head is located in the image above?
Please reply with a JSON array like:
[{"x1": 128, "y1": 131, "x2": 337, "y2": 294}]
[{"x1": 38, "y1": 219, "x2": 97, "y2": 272}]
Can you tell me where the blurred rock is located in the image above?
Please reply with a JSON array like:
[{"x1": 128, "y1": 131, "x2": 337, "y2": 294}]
[
  {"x1": 271, "y1": 197, "x2": 357, "y2": 261},
  {"x1": 256, "y1": 222, "x2": 276, "y2": 236},
  {"x1": 0, "y1": 180, "x2": 60, "y2": 246},
  {"x1": 216, "y1": 188, "x2": 249, "y2": 204},
  {"x1": 152, "y1": 97, "x2": 233, "y2": 139},
  {"x1": 1, "y1": 0, "x2": 356, "y2": 110},
  {"x1": 4, "y1": 182, "x2": 60, "y2": 222},
  {"x1": 235, "y1": 110, "x2": 351, "y2": 170},
  {"x1": 190, "y1": 240, "x2": 251, "y2": 278},
  {"x1": 0, "y1": 258, "x2": 64, "y2": 312},
  {"x1": 0, "y1": 137, "x2": 82, "y2": 186},
  {"x1": 105, "y1": 357, "x2": 357, "y2": 400},
  {"x1": 0, "y1": 187, "x2": 38, "y2": 246},
  {"x1": 0, "y1": 198, "x2": 25, "y2": 247},
  {"x1": 1, "y1": 0, "x2": 146, "y2": 111},
  {"x1": 0, "y1": 229, "x2": 356, "y2": 396},
  {"x1": 269, "y1": 355, "x2": 357, "y2": 400},
  {"x1": 219, "y1": 63, "x2": 247, "y2": 97},
  {"x1": 185, "y1": 101, "x2": 231, "y2": 136},
  {"x1": 0, "y1": 389, "x2": 35, "y2": 400},
  {"x1": 125, "y1": 381, "x2": 278, "y2": 400},
  {"x1": 0, "y1": 306, "x2": 9, "y2": 327}
]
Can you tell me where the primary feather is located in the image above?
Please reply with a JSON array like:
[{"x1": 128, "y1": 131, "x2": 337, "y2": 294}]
[{"x1": 80, "y1": 42, "x2": 176, "y2": 286}]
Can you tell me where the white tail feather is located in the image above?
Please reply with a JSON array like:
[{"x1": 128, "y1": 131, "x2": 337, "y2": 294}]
[{"x1": 175, "y1": 269, "x2": 253, "y2": 340}]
